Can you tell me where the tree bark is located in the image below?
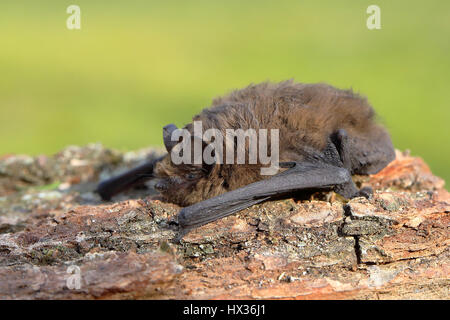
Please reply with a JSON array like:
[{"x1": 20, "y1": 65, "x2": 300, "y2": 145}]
[{"x1": 0, "y1": 146, "x2": 448, "y2": 299}]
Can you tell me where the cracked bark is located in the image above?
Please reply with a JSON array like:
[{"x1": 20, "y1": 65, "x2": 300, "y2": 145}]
[{"x1": 0, "y1": 146, "x2": 448, "y2": 299}]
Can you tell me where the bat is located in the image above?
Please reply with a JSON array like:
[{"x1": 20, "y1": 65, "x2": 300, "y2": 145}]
[{"x1": 97, "y1": 80, "x2": 395, "y2": 239}]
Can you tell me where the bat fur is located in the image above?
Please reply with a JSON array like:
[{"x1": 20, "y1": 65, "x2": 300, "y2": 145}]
[{"x1": 97, "y1": 80, "x2": 395, "y2": 236}]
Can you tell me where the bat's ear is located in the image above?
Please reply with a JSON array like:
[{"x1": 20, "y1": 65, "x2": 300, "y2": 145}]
[
  {"x1": 163, "y1": 123, "x2": 206, "y2": 154},
  {"x1": 164, "y1": 125, "x2": 213, "y2": 170},
  {"x1": 163, "y1": 124, "x2": 179, "y2": 153}
]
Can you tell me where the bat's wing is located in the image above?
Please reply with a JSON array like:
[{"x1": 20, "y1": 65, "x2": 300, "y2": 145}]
[
  {"x1": 98, "y1": 123, "x2": 176, "y2": 201},
  {"x1": 97, "y1": 156, "x2": 164, "y2": 200},
  {"x1": 177, "y1": 161, "x2": 354, "y2": 237}
]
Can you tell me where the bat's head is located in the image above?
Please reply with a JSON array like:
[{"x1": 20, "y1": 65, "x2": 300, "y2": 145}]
[{"x1": 153, "y1": 124, "x2": 225, "y2": 206}]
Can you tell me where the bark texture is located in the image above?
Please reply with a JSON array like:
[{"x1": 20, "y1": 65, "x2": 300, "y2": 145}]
[{"x1": 0, "y1": 145, "x2": 448, "y2": 299}]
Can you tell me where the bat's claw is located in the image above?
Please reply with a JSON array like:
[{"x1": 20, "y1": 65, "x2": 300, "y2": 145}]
[
  {"x1": 279, "y1": 161, "x2": 296, "y2": 168},
  {"x1": 172, "y1": 226, "x2": 190, "y2": 243},
  {"x1": 357, "y1": 186, "x2": 373, "y2": 199},
  {"x1": 172, "y1": 232, "x2": 184, "y2": 244}
]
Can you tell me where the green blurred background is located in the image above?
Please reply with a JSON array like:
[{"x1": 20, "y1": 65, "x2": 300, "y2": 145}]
[{"x1": 0, "y1": 1, "x2": 449, "y2": 183}]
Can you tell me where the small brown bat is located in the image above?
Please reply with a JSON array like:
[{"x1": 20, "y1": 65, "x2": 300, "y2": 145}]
[{"x1": 97, "y1": 80, "x2": 395, "y2": 238}]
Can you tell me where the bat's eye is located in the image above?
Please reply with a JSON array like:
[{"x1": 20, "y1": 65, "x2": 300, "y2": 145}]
[{"x1": 185, "y1": 173, "x2": 201, "y2": 181}]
